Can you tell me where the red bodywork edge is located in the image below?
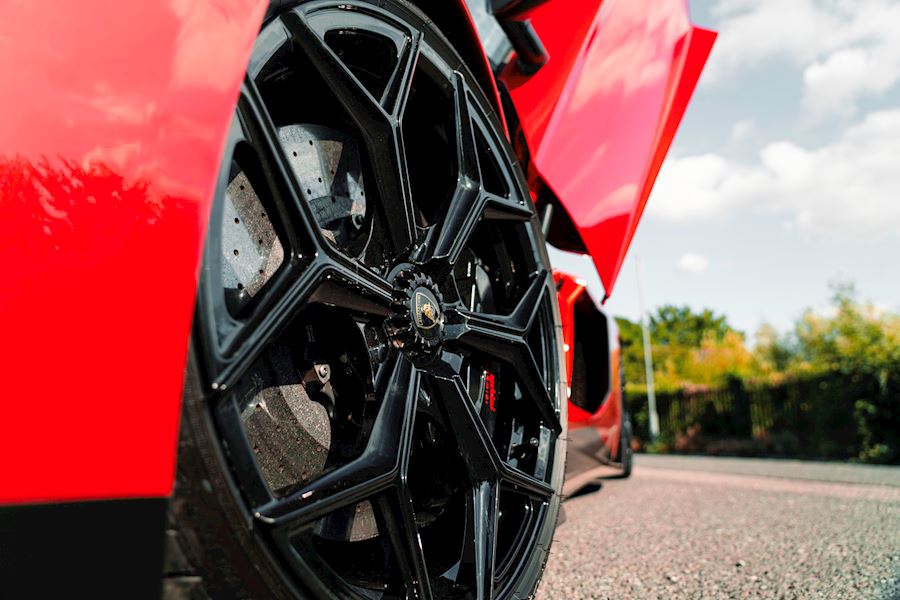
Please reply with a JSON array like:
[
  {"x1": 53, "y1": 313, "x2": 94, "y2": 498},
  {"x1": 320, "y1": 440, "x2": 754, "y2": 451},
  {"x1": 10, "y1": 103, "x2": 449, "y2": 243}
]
[
  {"x1": 555, "y1": 272, "x2": 624, "y2": 457},
  {"x1": 503, "y1": 0, "x2": 716, "y2": 298}
]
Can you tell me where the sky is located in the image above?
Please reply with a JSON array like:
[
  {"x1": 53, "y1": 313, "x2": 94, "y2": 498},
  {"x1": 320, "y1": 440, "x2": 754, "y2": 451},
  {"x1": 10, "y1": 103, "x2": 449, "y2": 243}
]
[{"x1": 552, "y1": 0, "x2": 900, "y2": 339}]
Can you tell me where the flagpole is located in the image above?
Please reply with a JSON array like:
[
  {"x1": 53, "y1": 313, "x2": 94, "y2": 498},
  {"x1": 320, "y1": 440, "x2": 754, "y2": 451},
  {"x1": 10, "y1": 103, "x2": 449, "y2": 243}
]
[{"x1": 635, "y1": 253, "x2": 659, "y2": 441}]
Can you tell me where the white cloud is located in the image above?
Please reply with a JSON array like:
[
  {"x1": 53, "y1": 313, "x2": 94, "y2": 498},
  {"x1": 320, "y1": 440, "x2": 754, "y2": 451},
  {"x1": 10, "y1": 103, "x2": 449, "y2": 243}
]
[
  {"x1": 803, "y1": 45, "x2": 900, "y2": 116},
  {"x1": 803, "y1": 47, "x2": 872, "y2": 115},
  {"x1": 729, "y1": 119, "x2": 754, "y2": 143},
  {"x1": 677, "y1": 253, "x2": 709, "y2": 273},
  {"x1": 705, "y1": 0, "x2": 900, "y2": 117},
  {"x1": 705, "y1": 0, "x2": 841, "y2": 78},
  {"x1": 647, "y1": 107, "x2": 900, "y2": 240}
]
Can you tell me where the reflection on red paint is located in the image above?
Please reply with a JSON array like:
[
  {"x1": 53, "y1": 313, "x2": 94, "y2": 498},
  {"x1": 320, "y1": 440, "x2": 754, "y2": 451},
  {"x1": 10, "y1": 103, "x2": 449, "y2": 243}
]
[
  {"x1": 484, "y1": 371, "x2": 497, "y2": 412},
  {"x1": 0, "y1": 0, "x2": 268, "y2": 504}
]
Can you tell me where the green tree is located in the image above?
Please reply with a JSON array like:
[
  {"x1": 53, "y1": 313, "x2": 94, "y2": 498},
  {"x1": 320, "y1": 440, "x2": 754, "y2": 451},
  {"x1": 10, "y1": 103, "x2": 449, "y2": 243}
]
[
  {"x1": 616, "y1": 306, "x2": 746, "y2": 390},
  {"x1": 754, "y1": 322, "x2": 794, "y2": 375},
  {"x1": 615, "y1": 316, "x2": 647, "y2": 385},
  {"x1": 790, "y1": 283, "x2": 900, "y2": 463},
  {"x1": 649, "y1": 305, "x2": 734, "y2": 346}
]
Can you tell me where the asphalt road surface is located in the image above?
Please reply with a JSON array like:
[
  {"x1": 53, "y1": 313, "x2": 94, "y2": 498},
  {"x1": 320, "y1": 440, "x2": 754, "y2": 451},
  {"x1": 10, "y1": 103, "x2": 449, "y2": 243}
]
[{"x1": 537, "y1": 455, "x2": 900, "y2": 599}]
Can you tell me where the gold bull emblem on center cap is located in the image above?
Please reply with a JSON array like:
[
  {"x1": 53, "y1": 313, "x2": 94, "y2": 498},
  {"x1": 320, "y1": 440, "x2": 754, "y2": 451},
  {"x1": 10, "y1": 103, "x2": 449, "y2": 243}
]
[{"x1": 414, "y1": 291, "x2": 440, "y2": 330}]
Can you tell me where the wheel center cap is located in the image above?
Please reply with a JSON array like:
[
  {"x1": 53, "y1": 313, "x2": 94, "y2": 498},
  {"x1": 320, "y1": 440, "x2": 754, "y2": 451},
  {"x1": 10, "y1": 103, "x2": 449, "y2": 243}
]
[
  {"x1": 387, "y1": 269, "x2": 444, "y2": 360},
  {"x1": 413, "y1": 287, "x2": 442, "y2": 336}
]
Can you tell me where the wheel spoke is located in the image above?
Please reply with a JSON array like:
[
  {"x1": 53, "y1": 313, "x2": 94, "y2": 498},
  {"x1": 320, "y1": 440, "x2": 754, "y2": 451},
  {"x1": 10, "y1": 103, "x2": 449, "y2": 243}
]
[
  {"x1": 499, "y1": 463, "x2": 555, "y2": 502},
  {"x1": 282, "y1": 10, "x2": 386, "y2": 131},
  {"x1": 210, "y1": 261, "x2": 325, "y2": 387},
  {"x1": 374, "y1": 491, "x2": 434, "y2": 600},
  {"x1": 376, "y1": 123, "x2": 419, "y2": 255},
  {"x1": 308, "y1": 261, "x2": 394, "y2": 318},
  {"x1": 283, "y1": 10, "x2": 418, "y2": 254},
  {"x1": 256, "y1": 448, "x2": 394, "y2": 528},
  {"x1": 212, "y1": 254, "x2": 389, "y2": 387},
  {"x1": 453, "y1": 73, "x2": 480, "y2": 185},
  {"x1": 421, "y1": 75, "x2": 531, "y2": 269},
  {"x1": 516, "y1": 348, "x2": 562, "y2": 434},
  {"x1": 238, "y1": 74, "x2": 400, "y2": 308},
  {"x1": 382, "y1": 31, "x2": 422, "y2": 118},
  {"x1": 256, "y1": 354, "x2": 420, "y2": 528},
  {"x1": 444, "y1": 272, "x2": 561, "y2": 434},
  {"x1": 444, "y1": 307, "x2": 522, "y2": 349},
  {"x1": 377, "y1": 354, "x2": 421, "y2": 481},
  {"x1": 443, "y1": 270, "x2": 546, "y2": 346},
  {"x1": 504, "y1": 268, "x2": 550, "y2": 330},
  {"x1": 420, "y1": 75, "x2": 482, "y2": 267},
  {"x1": 205, "y1": 244, "x2": 395, "y2": 387},
  {"x1": 237, "y1": 78, "x2": 327, "y2": 252},
  {"x1": 210, "y1": 79, "x2": 357, "y2": 385},
  {"x1": 471, "y1": 480, "x2": 499, "y2": 600},
  {"x1": 422, "y1": 184, "x2": 482, "y2": 270},
  {"x1": 243, "y1": 79, "x2": 396, "y2": 319},
  {"x1": 424, "y1": 363, "x2": 501, "y2": 481},
  {"x1": 482, "y1": 192, "x2": 532, "y2": 222}
]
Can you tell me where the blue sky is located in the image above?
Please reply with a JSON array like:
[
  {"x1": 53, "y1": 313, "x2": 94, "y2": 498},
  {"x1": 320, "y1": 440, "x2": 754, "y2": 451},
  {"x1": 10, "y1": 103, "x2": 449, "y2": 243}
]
[{"x1": 552, "y1": 0, "x2": 900, "y2": 338}]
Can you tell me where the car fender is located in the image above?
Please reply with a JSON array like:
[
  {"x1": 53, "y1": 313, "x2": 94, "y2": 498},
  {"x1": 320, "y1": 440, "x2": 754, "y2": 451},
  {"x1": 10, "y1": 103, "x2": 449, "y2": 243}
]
[{"x1": 0, "y1": 0, "x2": 268, "y2": 504}]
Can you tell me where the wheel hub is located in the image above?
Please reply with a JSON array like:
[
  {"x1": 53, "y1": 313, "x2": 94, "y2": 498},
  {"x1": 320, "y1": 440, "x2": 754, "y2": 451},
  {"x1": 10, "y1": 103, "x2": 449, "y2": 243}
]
[{"x1": 386, "y1": 268, "x2": 444, "y2": 361}]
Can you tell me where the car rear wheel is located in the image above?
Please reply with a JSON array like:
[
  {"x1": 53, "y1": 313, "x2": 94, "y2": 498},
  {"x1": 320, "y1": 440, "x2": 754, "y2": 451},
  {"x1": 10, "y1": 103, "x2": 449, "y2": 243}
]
[
  {"x1": 618, "y1": 412, "x2": 633, "y2": 478},
  {"x1": 165, "y1": 2, "x2": 566, "y2": 598}
]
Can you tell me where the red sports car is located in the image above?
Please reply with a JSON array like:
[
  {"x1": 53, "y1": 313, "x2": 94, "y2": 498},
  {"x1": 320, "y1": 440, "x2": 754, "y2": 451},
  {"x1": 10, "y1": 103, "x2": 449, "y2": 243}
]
[{"x1": 0, "y1": 0, "x2": 712, "y2": 597}]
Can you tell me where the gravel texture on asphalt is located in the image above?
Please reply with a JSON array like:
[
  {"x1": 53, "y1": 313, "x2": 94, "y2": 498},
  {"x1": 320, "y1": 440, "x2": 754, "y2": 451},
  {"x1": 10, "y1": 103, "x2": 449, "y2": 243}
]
[
  {"x1": 635, "y1": 455, "x2": 900, "y2": 488},
  {"x1": 537, "y1": 458, "x2": 900, "y2": 599}
]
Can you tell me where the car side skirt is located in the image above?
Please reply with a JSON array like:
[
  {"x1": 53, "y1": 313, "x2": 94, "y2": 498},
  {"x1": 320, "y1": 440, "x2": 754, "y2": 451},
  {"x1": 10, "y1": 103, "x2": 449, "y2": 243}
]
[{"x1": 0, "y1": 497, "x2": 167, "y2": 598}]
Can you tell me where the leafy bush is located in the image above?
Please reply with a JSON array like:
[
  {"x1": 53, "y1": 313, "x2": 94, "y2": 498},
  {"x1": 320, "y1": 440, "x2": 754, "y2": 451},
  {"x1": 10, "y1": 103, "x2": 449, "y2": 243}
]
[{"x1": 621, "y1": 283, "x2": 900, "y2": 463}]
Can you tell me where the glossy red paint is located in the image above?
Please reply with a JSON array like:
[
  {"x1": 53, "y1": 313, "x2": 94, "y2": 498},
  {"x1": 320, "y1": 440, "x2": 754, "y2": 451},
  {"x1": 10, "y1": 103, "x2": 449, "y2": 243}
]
[
  {"x1": 554, "y1": 271, "x2": 624, "y2": 459},
  {"x1": 504, "y1": 0, "x2": 716, "y2": 297},
  {"x1": 0, "y1": 0, "x2": 267, "y2": 503}
]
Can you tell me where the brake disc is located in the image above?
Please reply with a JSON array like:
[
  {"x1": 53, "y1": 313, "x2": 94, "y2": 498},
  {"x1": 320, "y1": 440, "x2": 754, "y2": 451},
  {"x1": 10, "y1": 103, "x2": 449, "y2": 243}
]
[{"x1": 278, "y1": 123, "x2": 366, "y2": 247}]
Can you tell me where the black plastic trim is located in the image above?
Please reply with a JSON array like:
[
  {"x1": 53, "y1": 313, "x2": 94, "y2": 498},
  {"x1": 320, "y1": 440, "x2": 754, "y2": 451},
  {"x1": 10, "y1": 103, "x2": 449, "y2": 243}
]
[
  {"x1": 0, "y1": 497, "x2": 167, "y2": 599},
  {"x1": 497, "y1": 18, "x2": 548, "y2": 74}
]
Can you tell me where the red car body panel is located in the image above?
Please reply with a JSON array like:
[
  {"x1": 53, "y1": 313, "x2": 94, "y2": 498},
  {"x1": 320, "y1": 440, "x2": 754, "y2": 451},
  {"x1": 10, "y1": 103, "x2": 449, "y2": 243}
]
[
  {"x1": 502, "y1": 0, "x2": 716, "y2": 298},
  {"x1": 0, "y1": 0, "x2": 713, "y2": 506},
  {"x1": 555, "y1": 272, "x2": 624, "y2": 458},
  {"x1": 0, "y1": 0, "x2": 267, "y2": 503}
]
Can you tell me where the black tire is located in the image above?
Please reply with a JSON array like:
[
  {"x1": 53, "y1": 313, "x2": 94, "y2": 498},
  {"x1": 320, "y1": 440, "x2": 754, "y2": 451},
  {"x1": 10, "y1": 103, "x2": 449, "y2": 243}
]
[
  {"x1": 164, "y1": 1, "x2": 567, "y2": 598},
  {"x1": 616, "y1": 411, "x2": 633, "y2": 479}
]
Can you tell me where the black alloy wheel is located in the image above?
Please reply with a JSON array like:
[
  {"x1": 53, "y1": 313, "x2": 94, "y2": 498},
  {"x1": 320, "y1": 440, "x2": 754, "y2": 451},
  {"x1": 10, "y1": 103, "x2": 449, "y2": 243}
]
[{"x1": 167, "y1": 2, "x2": 567, "y2": 599}]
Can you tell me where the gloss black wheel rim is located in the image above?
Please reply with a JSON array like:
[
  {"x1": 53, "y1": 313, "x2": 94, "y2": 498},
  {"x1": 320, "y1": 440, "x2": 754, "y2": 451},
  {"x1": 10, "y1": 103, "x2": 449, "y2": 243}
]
[{"x1": 194, "y1": 2, "x2": 562, "y2": 598}]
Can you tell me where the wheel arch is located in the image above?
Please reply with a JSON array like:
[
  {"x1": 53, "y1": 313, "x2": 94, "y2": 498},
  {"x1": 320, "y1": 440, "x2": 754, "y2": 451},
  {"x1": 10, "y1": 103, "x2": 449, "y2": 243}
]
[
  {"x1": 570, "y1": 293, "x2": 612, "y2": 417},
  {"x1": 267, "y1": 0, "x2": 507, "y2": 132},
  {"x1": 563, "y1": 279, "x2": 624, "y2": 447},
  {"x1": 406, "y1": 0, "x2": 507, "y2": 128}
]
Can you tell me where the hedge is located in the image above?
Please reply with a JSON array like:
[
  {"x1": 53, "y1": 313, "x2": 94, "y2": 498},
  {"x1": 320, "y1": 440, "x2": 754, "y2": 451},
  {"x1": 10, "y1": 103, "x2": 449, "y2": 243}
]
[{"x1": 626, "y1": 371, "x2": 900, "y2": 463}]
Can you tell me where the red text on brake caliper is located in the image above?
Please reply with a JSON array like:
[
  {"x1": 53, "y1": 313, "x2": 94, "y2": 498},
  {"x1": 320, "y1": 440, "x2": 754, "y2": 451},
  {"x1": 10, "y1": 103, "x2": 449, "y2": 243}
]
[{"x1": 484, "y1": 371, "x2": 496, "y2": 413}]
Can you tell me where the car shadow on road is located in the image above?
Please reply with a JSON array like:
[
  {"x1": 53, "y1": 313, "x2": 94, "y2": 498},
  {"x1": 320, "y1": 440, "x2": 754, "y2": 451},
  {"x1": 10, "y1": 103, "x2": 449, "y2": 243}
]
[
  {"x1": 563, "y1": 461, "x2": 628, "y2": 500},
  {"x1": 565, "y1": 480, "x2": 603, "y2": 500}
]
